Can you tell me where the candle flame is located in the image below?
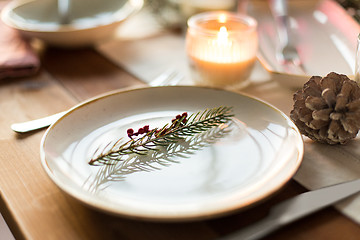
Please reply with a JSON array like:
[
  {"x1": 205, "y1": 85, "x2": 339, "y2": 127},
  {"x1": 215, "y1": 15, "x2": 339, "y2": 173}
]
[{"x1": 217, "y1": 26, "x2": 229, "y2": 45}]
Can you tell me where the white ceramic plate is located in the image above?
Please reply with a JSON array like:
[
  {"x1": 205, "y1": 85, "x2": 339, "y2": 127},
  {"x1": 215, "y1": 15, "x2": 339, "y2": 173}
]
[
  {"x1": 249, "y1": 0, "x2": 359, "y2": 88},
  {"x1": 40, "y1": 86, "x2": 303, "y2": 221},
  {"x1": 1, "y1": 0, "x2": 143, "y2": 47}
]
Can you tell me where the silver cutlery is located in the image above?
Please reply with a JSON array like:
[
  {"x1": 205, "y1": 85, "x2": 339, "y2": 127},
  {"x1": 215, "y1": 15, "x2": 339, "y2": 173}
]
[
  {"x1": 148, "y1": 69, "x2": 183, "y2": 87},
  {"x1": 11, "y1": 111, "x2": 67, "y2": 134},
  {"x1": 11, "y1": 70, "x2": 183, "y2": 133},
  {"x1": 58, "y1": 0, "x2": 71, "y2": 24},
  {"x1": 219, "y1": 179, "x2": 360, "y2": 240},
  {"x1": 269, "y1": 0, "x2": 306, "y2": 74}
]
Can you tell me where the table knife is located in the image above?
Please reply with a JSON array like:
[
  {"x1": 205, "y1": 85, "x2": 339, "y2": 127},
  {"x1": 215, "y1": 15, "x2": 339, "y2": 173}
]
[
  {"x1": 219, "y1": 179, "x2": 360, "y2": 240},
  {"x1": 11, "y1": 111, "x2": 66, "y2": 133}
]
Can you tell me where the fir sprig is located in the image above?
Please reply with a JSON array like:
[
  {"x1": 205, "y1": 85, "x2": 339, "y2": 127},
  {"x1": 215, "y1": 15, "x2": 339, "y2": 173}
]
[
  {"x1": 88, "y1": 124, "x2": 232, "y2": 192},
  {"x1": 89, "y1": 106, "x2": 234, "y2": 166}
]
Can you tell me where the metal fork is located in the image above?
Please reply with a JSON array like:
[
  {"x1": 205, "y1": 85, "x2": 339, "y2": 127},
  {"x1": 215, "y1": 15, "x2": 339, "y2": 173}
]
[
  {"x1": 148, "y1": 69, "x2": 183, "y2": 86},
  {"x1": 269, "y1": 0, "x2": 306, "y2": 74},
  {"x1": 11, "y1": 70, "x2": 183, "y2": 133},
  {"x1": 58, "y1": 0, "x2": 71, "y2": 24}
]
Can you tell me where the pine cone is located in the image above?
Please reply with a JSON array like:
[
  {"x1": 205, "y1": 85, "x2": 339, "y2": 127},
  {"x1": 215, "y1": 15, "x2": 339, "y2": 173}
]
[{"x1": 290, "y1": 72, "x2": 360, "y2": 144}]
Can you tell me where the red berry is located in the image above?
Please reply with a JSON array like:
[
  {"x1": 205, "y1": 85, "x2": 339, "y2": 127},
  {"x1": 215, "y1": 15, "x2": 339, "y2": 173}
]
[
  {"x1": 127, "y1": 128, "x2": 134, "y2": 135},
  {"x1": 138, "y1": 128, "x2": 145, "y2": 134},
  {"x1": 182, "y1": 112, "x2": 188, "y2": 118},
  {"x1": 176, "y1": 114, "x2": 181, "y2": 119},
  {"x1": 144, "y1": 125, "x2": 150, "y2": 132}
]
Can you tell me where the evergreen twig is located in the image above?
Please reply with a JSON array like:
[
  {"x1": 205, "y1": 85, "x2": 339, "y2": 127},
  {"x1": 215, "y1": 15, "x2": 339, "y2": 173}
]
[
  {"x1": 89, "y1": 106, "x2": 234, "y2": 166},
  {"x1": 88, "y1": 124, "x2": 232, "y2": 191}
]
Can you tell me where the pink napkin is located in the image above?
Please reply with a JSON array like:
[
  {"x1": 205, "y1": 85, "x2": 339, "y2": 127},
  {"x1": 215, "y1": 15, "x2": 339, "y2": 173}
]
[{"x1": 0, "y1": 3, "x2": 40, "y2": 80}]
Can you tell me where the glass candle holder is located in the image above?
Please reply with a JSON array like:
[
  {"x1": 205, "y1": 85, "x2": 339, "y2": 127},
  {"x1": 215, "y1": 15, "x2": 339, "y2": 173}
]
[{"x1": 186, "y1": 11, "x2": 258, "y2": 89}]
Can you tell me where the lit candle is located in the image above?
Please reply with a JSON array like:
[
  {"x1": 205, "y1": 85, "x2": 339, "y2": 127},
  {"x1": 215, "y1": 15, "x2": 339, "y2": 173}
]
[{"x1": 186, "y1": 11, "x2": 258, "y2": 89}]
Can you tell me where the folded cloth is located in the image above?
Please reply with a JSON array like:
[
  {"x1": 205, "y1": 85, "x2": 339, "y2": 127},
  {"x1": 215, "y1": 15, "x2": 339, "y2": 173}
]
[{"x1": 0, "y1": 3, "x2": 40, "y2": 80}]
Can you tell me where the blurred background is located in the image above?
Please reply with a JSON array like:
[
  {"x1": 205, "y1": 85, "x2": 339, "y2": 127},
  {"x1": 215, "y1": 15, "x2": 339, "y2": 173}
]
[{"x1": 337, "y1": 0, "x2": 360, "y2": 22}]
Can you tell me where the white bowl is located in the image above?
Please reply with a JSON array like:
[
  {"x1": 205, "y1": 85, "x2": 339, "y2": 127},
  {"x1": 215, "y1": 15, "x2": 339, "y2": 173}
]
[{"x1": 1, "y1": 0, "x2": 144, "y2": 47}]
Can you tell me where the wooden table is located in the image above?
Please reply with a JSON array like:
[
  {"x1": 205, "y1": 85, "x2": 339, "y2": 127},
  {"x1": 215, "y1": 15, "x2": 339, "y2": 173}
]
[{"x1": 0, "y1": 47, "x2": 360, "y2": 240}]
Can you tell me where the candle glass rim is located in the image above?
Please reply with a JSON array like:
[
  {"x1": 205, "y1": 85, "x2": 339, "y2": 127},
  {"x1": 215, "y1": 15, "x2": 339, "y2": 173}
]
[{"x1": 187, "y1": 11, "x2": 257, "y2": 36}]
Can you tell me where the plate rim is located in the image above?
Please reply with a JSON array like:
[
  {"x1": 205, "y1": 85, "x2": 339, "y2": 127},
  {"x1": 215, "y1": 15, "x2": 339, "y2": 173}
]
[{"x1": 1, "y1": 0, "x2": 144, "y2": 33}]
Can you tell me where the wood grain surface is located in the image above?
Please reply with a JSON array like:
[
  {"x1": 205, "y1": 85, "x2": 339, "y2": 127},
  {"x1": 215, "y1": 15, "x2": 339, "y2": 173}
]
[{"x1": 0, "y1": 46, "x2": 359, "y2": 240}]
